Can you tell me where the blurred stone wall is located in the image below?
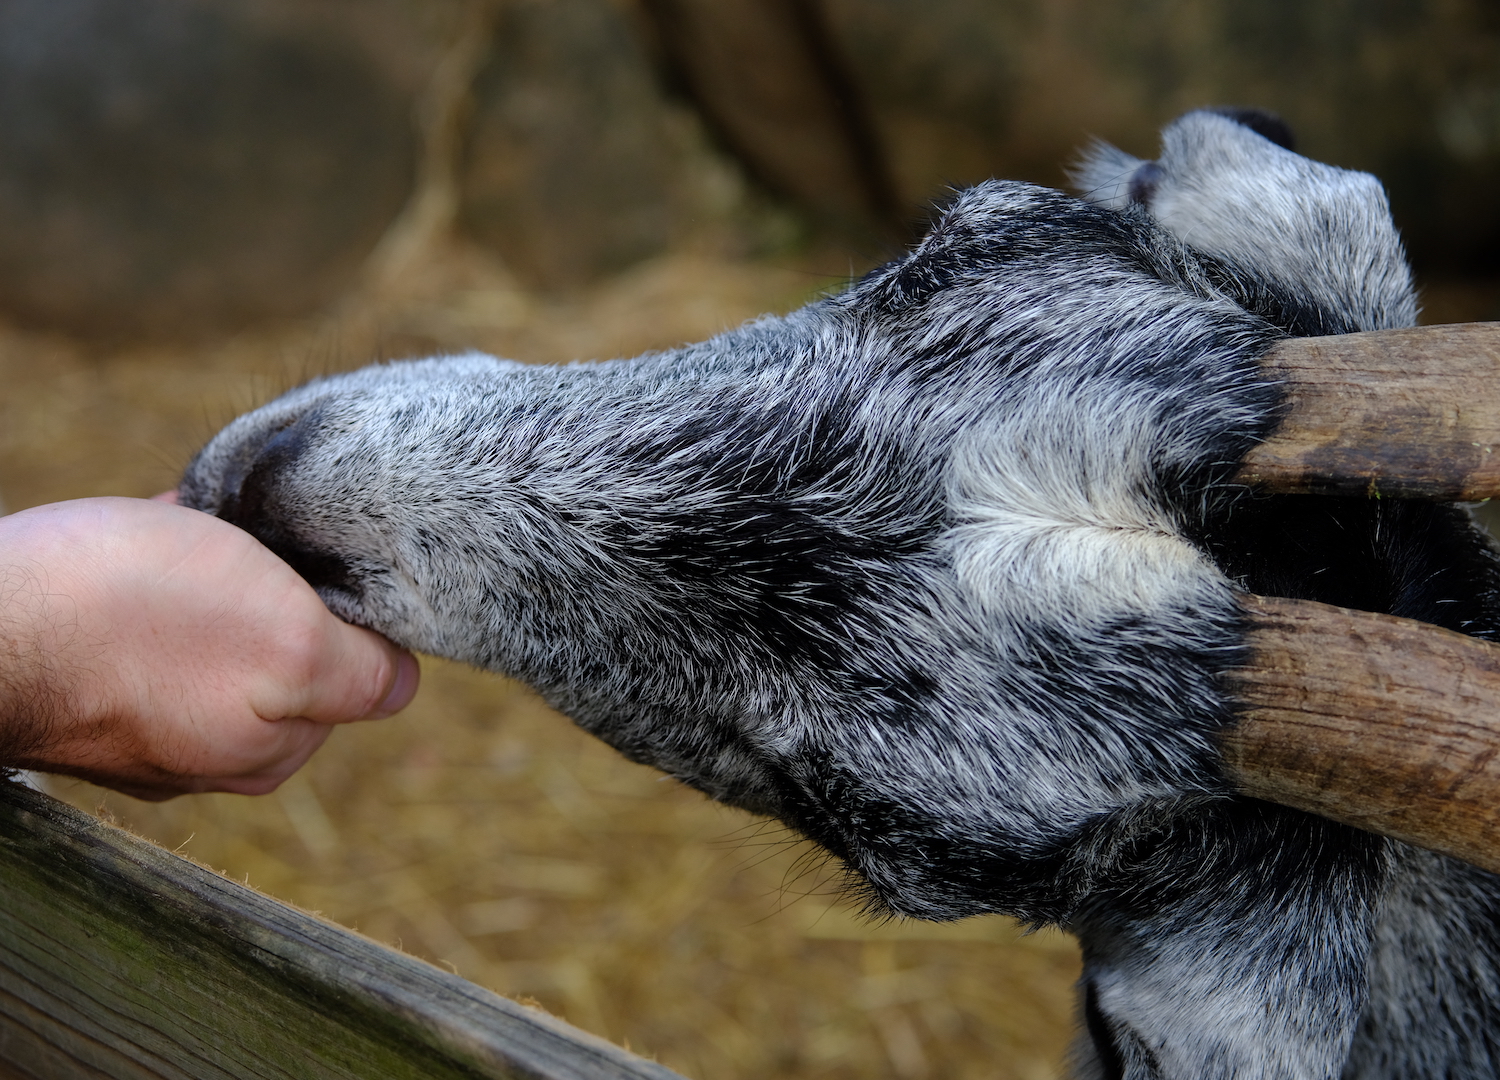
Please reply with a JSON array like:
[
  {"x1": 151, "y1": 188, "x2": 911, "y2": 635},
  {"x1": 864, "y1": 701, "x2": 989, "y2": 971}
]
[
  {"x1": 0, "y1": 0, "x2": 445, "y2": 337},
  {"x1": 815, "y1": 0, "x2": 1500, "y2": 284},
  {"x1": 0, "y1": 0, "x2": 1496, "y2": 338},
  {"x1": 457, "y1": 0, "x2": 769, "y2": 290}
]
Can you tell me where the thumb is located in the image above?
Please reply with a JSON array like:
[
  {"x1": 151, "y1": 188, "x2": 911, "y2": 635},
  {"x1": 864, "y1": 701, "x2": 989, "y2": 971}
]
[{"x1": 288, "y1": 621, "x2": 421, "y2": 724}]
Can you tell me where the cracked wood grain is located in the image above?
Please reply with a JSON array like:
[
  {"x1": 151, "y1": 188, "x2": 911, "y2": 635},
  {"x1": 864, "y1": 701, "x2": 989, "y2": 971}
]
[
  {"x1": 1237, "y1": 322, "x2": 1500, "y2": 500},
  {"x1": 1225, "y1": 595, "x2": 1500, "y2": 874}
]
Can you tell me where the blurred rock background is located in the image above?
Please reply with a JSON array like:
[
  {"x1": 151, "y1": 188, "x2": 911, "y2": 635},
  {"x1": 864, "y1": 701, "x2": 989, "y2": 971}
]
[{"x1": 3, "y1": 1, "x2": 1499, "y2": 1077}]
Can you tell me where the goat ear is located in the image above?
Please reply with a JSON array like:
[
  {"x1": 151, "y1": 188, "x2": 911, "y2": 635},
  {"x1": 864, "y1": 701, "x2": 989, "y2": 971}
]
[
  {"x1": 1068, "y1": 138, "x2": 1146, "y2": 210},
  {"x1": 1225, "y1": 594, "x2": 1500, "y2": 875},
  {"x1": 1203, "y1": 107, "x2": 1297, "y2": 152},
  {"x1": 1238, "y1": 322, "x2": 1500, "y2": 500}
]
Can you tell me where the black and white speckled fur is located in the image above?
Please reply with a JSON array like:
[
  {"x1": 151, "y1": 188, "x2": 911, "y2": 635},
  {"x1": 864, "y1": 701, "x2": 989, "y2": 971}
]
[{"x1": 181, "y1": 111, "x2": 1500, "y2": 1078}]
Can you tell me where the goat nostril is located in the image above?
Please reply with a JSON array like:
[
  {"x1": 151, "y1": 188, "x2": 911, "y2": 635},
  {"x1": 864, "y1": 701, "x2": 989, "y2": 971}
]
[
  {"x1": 214, "y1": 407, "x2": 359, "y2": 598},
  {"x1": 218, "y1": 409, "x2": 316, "y2": 528}
]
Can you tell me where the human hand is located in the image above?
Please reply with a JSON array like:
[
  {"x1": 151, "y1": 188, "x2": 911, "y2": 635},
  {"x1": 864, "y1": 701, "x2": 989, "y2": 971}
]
[{"x1": 0, "y1": 496, "x2": 419, "y2": 800}]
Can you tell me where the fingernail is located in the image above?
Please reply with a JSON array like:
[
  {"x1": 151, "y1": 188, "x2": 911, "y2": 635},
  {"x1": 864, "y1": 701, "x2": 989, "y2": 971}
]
[{"x1": 370, "y1": 652, "x2": 420, "y2": 718}]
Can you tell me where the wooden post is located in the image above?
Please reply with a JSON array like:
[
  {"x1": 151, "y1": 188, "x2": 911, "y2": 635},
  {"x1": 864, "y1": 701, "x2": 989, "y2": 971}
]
[{"x1": 0, "y1": 781, "x2": 688, "y2": 1080}]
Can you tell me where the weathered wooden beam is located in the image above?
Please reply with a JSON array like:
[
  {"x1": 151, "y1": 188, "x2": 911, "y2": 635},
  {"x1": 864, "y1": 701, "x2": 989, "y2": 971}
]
[
  {"x1": 0, "y1": 781, "x2": 687, "y2": 1080},
  {"x1": 1225, "y1": 595, "x2": 1500, "y2": 875},
  {"x1": 1237, "y1": 322, "x2": 1500, "y2": 500}
]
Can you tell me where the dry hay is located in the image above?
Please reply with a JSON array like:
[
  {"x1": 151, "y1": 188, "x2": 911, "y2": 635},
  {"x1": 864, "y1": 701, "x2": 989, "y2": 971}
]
[{"x1": 5, "y1": 235, "x2": 1085, "y2": 1080}]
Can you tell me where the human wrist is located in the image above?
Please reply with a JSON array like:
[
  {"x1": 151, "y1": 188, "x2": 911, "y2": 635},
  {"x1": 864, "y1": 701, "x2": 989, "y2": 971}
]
[{"x1": 0, "y1": 502, "x2": 168, "y2": 783}]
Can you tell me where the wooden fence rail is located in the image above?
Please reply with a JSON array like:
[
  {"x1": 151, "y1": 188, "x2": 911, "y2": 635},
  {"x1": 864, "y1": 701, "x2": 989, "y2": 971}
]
[{"x1": 0, "y1": 780, "x2": 687, "y2": 1080}]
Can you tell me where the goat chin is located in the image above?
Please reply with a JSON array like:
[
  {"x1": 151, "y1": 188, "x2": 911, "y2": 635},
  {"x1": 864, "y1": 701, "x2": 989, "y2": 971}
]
[{"x1": 181, "y1": 110, "x2": 1500, "y2": 1080}]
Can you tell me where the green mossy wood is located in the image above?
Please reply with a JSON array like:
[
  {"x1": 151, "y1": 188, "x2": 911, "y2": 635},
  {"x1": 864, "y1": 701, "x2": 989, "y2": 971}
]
[{"x1": 0, "y1": 780, "x2": 687, "y2": 1080}]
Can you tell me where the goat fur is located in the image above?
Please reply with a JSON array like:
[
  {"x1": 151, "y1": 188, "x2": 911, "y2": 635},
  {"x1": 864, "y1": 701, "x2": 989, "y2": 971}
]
[{"x1": 181, "y1": 110, "x2": 1500, "y2": 1079}]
